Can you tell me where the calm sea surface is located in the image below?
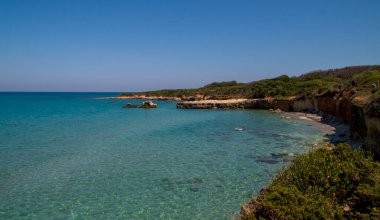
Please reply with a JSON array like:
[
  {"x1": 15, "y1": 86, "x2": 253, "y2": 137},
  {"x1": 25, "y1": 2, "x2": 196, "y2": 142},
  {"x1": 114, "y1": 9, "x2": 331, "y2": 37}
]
[{"x1": 0, "y1": 92, "x2": 324, "y2": 219}]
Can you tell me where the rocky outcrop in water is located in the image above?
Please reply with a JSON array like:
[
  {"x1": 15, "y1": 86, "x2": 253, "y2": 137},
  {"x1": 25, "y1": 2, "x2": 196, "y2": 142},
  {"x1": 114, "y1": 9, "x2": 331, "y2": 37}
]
[
  {"x1": 123, "y1": 101, "x2": 157, "y2": 109},
  {"x1": 140, "y1": 101, "x2": 157, "y2": 108}
]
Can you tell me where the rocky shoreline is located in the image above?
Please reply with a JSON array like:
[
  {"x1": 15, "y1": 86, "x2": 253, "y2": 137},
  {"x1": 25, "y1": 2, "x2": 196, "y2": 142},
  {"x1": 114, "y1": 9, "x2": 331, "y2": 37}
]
[
  {"x1": 101, "y1": 92, "x2": 377, "y2": 153},
  {"x1": 176, "y1": 99, "x2": 251, "y2": 109},
  {"x1": 176, "y1": 98, "x2": 357, "y2": 144},
  {"x1": 100, "y1": 94, "x2": 355, "y2": 145},
  {"x1": 175, "y1": 94, "x2": 380, "y2": 158}
]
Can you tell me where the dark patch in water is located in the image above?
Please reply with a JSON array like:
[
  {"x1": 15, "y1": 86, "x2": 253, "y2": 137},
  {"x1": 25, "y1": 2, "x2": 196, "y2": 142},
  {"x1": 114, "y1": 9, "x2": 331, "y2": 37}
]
[
  {"x1": 270, "y1": 153, "x2": 289, "y2": 158},
  {"x1": 244, "y1": 154, "x2": 256, "y2": 159},
  {"x1": 161, "y1": 178, "x2": 175, "y2": 191},
  {"x1": 188, "y1": 187, "x2": 200, "y2": 192},
  {"x1": 161, "y1": 177, "x2": 204, "y2": 190},
  {"x1": 256, "y1": 152, "x2": 295, "y2": 164},
  {"x1": 263, "y1": 140, "x2": 271, "y2": 145},
  {"x1": 256, "y1": 131, "x2": 266, "y2": 136},
  {"x1": 287, "y1": 136, "x2": 303, "y2": 141},
  {"x1": 269, "y1": 133, "x2": 284, "y2": 138},
  {"x1": 256, "y1": 156, "x2": 279, "y2": 164},
  {"x1": 257, "y1": 159, "x2": 279, "y2": 164},
  {"x1": 161, "y1": 177, "x2": 171, "y2": 182},
  {"x1": 275, "y1": 143, "x2": 290, "y2": 148},
  {"x1": 182, "y1": 177, "x2": 203, "y2": 184},
  {"x1": 204, "y1": 150, "x2": 228, "y2": 156}
]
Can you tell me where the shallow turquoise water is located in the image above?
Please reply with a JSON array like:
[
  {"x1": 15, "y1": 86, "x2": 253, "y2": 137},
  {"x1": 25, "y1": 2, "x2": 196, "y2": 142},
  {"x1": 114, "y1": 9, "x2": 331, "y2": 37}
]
[{"x1": 0, "y1": 93, "x2": 324, "y2": 219}]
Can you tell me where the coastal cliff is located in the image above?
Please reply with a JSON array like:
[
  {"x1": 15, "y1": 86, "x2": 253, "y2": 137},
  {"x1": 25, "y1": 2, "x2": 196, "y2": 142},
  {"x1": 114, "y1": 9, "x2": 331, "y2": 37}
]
[
  {"x1": 363, "y1": 97, "x2": 380, "y2": 158},
  {"x1": 272, "y1": 93, "x2": 380, "y2": 158}
]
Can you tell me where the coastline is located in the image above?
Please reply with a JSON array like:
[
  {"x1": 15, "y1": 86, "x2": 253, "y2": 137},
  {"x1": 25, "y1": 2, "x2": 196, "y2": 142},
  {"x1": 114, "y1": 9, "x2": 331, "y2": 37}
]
[
  {"x1": 103, "y1": 96, "x2": 358, "y2": 147},
  {"x1": 95, "y1": 95, "x2": 182, "y2": 101}
]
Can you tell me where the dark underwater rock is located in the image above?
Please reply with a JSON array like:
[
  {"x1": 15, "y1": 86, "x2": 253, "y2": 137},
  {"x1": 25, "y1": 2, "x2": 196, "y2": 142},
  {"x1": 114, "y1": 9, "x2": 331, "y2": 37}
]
[
  {"x1": 123, "y1": 103, "x2": 138, "y2": 108},
  {"x1": 270, "y1": 153, "x2": 289, "y2": 158},
  {"x1": 256, "y1": 156, "x2": 279, "y2": 164}
]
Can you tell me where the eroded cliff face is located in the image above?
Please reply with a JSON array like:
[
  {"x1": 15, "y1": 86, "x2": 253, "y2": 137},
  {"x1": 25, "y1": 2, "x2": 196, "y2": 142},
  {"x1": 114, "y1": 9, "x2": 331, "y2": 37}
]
[
  {"x1": 315, "y1": 91, "x2": 337, "y2": 116},
  {"x1": 274, "y1": 92, "x2": 379, "y2": 158},
  {"x1": 337, "y1": 97, "x2": 352, "y2": 123},
  {"x1": 291, "y1": 97, "x2": 315, "y2": 112},
  {"x1": 241, "y1": 91, "x2": 375, "y2": 157},
  {"x1": 363, "y1": 97, "x2": 380, "y2": 159},
  {"x1": 272, "y1": 91, "x2": 354, "y2": 123},
  {"x1": 351, "y1": 105, "x2": 367, "y2": 140},
  {"x1": 313, "y1": 91, "x2": 354, "y2": 123}
]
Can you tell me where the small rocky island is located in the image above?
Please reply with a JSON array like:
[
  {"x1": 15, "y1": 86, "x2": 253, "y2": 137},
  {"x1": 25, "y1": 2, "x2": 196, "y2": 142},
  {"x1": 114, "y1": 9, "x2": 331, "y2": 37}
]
[{"x1": 123, "y1": 101, "x2": 157, "y2": 109}]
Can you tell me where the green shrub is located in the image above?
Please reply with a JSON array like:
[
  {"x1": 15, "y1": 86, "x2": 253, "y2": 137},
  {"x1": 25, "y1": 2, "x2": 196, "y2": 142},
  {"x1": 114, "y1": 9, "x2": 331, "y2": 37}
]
[
  {"x1": 243, "y1": 144, "x2": 380, "y2": 219},
  {"x1": 255, "y1": 185, "x2": 341, "y2": 220},
  {"x1": 351, "y1": 71, "x2": 380, "y2": 96},
  {"x1": 203, "y1": 80, "x2": 240, "y2": 88}
]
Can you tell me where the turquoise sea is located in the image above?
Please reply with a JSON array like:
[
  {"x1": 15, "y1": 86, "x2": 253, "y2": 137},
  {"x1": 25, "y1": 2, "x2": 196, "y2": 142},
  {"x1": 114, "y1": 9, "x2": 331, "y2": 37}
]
[{"x1": 0, "y1": 93, "x2": 324, "y2": 219}]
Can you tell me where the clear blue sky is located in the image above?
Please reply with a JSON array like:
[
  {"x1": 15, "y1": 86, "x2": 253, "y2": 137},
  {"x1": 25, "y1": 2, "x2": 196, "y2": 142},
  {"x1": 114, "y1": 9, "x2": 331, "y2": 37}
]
[{"x1": 1, "y1": 0, "x2": 379, "y2": 92}]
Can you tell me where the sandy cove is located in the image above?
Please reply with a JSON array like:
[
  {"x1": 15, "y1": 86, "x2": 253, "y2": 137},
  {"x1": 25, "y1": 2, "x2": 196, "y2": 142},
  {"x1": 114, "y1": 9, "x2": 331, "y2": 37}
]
[{"x1": 273, "y1": 111, "x2": 361, "y2": 147}]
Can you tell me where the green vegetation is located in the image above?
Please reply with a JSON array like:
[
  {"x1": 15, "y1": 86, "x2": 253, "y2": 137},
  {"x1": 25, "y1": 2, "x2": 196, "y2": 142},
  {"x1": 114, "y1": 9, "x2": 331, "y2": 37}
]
[
  {"x1": 203, "y1": 80, "x2": 241, "y2": 88},
  {"x1": 120, "y1": 65, "x2": 380, "y2": 100},
  {"x1": 242, "y1": 144, "x2": 380, "y2": 220},
  {"x1": 353, "y1": 70, "x2": 380, "y2": 91}
]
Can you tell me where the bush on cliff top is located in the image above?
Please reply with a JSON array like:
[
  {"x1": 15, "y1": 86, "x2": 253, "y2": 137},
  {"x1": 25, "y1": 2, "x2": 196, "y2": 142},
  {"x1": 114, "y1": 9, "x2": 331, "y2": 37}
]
[{"x1": 242, "y1": 144, "x2": 380, "y2": 220}]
